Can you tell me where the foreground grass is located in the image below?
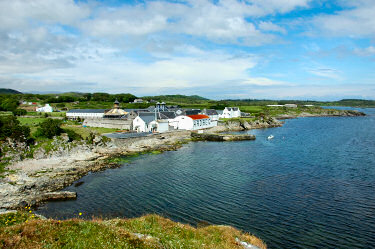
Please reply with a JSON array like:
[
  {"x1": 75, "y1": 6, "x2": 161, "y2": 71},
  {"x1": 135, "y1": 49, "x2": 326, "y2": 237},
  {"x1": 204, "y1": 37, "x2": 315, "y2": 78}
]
[{"x1": 0, "y1": 212, "x2": 266, "y2": 249}]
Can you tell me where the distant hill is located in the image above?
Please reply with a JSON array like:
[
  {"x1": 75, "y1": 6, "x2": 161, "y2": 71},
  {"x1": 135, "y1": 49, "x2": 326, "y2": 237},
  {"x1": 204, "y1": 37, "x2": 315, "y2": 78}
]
[
  {"x1": 144, "y1": 94, "x2": 209, "y2": 104},
  {"x1": 0, "y1": 88, "x2": 22, "y2": 94}
]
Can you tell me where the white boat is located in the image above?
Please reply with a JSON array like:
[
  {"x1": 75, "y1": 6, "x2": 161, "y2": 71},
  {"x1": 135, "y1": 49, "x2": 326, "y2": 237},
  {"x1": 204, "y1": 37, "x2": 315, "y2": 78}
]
[{"x1": 267, "y1": 135, "x2": 274, "y2": 140}]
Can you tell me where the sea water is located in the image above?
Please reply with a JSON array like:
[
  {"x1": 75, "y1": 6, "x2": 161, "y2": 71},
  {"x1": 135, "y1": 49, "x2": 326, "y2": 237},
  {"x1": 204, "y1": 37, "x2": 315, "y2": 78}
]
[{"x1": 37, "y1": 108, "x2": 375, "y2": 248}]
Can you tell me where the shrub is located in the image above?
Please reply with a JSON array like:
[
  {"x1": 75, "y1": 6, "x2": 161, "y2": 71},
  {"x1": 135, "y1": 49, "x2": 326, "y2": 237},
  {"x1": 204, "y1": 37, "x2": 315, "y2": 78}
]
[
  {"x1": 56, "y1": 103, "x2": 65, "y2": 108},
  {"x1": 86, "y1": 132, "x2": 95, "y2": 144},
  {"x1": 65, "y1": 129, "x2": 82, "y2": 142},
  {"x1": 34, "y1": 119, "x2": 63, "y2": 139},
  {"x1": 0, "y1": 116, "x2": 31, "y2": 143},
  {"x1": 12, "y1": 109, "x2": 27, "y2": 116}
]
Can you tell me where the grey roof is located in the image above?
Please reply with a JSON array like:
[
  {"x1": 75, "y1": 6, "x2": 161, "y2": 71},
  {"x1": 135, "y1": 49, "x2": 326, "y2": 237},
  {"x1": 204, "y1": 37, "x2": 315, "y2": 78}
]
[
  {"x1": 137, "y1": 111, "x2": 176, "y2": 123},
  {"x1": 67, "y1": 109, "x2": 107, "y2": 113},
  {"x1": 147, "y1": 106, "x2": 156, "y2": 112},
  {"x1": 138, "y1": 112, "x2": 155, "y2": 124},
  {"x1": 160, "y1": 111, "x2": 176, "y2": 119},
  {"x1": 216, "y1": 110, "x2": 223, "y2": 115},
  {"x1": 185, "y1": 109, "x2": 201, "y2": 115},
  {"x1": 225, "y1": 107, "x2": 239, "y2": 111},
  {"x1": 124, "y1": 109, "x2": 149, "y2": 113},
  {"x1": 202, "y1": 109, "x2": 218, "y2": 115}
]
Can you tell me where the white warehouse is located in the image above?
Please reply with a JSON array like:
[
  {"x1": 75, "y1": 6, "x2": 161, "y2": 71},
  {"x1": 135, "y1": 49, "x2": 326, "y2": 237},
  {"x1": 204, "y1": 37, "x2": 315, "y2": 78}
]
[
  {"x1": 173, "y1": 114, "x2": 217, "y2": 130},
  {"x1": 66, "y1": 109, "x2": 106, "y2": 120}
]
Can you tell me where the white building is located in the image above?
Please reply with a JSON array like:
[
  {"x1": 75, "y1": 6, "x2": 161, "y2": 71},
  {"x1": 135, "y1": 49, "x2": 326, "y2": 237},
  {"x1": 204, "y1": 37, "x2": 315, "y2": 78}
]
[
  {"x1": 284, "y1": 104, "x2": 297, "y2": 108},
  {"x1": 219, "y1": 107, "x2": 241, "y2": 119},
  {"x1": 132, "y1": 112, "x2": 172, "y2": 133},
  {"x1": 133, "y1": 98, "x2": 146, "y2": 103},
  {"x1": 173, "y1": 114, "x2": 217, "y2": 130},
  {"x1": 132, "y1": 113, "x2": 155, "y2": 132},
  {"x1": 36, "y1": 104, "x2": 53, "y2": 113},
  {"x1": 66, "y1": 109, "x2": 106, "y2": 120}
]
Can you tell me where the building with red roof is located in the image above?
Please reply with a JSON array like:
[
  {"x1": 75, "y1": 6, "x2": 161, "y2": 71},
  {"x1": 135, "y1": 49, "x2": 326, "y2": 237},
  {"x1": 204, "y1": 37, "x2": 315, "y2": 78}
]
[{"x1": 172, "y1": 114, "x2": 217, "y2": 130}]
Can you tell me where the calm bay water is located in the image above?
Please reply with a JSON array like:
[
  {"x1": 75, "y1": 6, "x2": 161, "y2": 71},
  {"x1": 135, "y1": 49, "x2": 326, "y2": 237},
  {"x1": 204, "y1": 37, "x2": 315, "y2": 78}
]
[{"x1": 37, "y1": 108, "x2": 375, "y2": 248}]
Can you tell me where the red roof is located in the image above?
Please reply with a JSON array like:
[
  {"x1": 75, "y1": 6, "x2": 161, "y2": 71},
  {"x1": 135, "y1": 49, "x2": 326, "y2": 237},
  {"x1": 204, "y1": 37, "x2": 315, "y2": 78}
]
[{"x1": 187, "y1": 114, "x2": 210, "y2": 120}]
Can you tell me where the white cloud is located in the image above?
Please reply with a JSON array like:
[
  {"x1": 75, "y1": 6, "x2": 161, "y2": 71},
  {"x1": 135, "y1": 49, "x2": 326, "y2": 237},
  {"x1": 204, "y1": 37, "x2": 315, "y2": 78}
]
[
  {"x1": 354, "y1": 46, "x2": 375, "y2": 56},
  {"x1": 0, "y1": 42, "x2": 258, "y2": 92},
  {"x1": 78, "y1": 0, "x2": 308, "y2": 45},
  {"x1": 0, "y1": 0, "x2": 90, "y2": 30},
  {"x1": 240, "y1": 77, "x2": 291, "y2": 86},
  {"x1": 308, "y1": 68, "x2": 342, "y2": 80},
  {"x1": 312, "y1": 0, "x2": 375, "y2": 37},
  {"x1": 258, "y1": 21, "x2": 287, "y2": 34}
]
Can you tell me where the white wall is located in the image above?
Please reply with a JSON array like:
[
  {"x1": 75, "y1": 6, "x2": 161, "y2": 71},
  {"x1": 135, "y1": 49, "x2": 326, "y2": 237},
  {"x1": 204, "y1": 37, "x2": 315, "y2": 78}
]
[
  {"x1": 36, "y1": 104, "x2": 53, "y2": 113},
  {"x1": 174, "y1": 116, "x2": 216, "y2": 130},
  {"x1": 174, "y1": 116, "x2": 194, "y2": 130},
  {"x1": 149, "y1": 120, "x2": 169, "y2": 133},
  {"x1": 133, "y1": 116, "x2": 147, "y2": 132},
  {"x1": 66, "y1": 112, "x2": 104, "y2": 119}
]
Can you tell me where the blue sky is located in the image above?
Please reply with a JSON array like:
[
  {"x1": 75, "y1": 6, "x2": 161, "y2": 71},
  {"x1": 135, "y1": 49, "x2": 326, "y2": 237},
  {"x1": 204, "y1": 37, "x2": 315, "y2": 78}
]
[{"x1": 0, "y1": 0, "x2": 374, "y2": 100}]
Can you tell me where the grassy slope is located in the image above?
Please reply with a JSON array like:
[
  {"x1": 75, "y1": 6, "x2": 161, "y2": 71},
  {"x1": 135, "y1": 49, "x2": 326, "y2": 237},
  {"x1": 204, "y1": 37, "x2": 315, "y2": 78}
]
[
  {"x1": 0, "y1": 212, "x2": 266, "y2": 249},
  {"x1": 17, "y1": 117, "x2": 118, "y2": 139}
]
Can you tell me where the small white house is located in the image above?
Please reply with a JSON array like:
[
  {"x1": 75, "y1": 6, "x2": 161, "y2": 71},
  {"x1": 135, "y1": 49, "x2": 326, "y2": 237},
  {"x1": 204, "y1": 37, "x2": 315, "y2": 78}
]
[
  {"x1": 66, "y1": 109, "x2": 106, "y2": 120},
  {"x1": 219, "y1": 107, "x2": 241, "y2": 119},
  {"x1": 132, "y1": 112, "x2": 156, "y2": 132},
  {"x1": 133, "y1": 112, "x2": 171, "y2": 133},
  {"x1": 173, "y1": 114, "x2": 217, "y2": 131},
  {"x1": 36, "y1": 104, "x2": 53, "y2": 113}
]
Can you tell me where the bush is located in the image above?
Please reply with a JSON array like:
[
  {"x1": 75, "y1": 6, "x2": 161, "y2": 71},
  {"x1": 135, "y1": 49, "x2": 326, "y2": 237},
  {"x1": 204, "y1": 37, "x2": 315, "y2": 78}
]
[
  {"x1": 12, "y1": 109, "x2": 27, "y2": 116},
  {"x1": 56, "y1": 103, "x2": 65, "y2": 108},
  {"x1": 0, "y1": 116, "x2": 31, "y2": 143},
  {"x1": 34, "y1": 119, "x2": 63, "y2": 139},
  {"x1": 86, "y1": 132, "x2": 95, "y2": 144},
  {"x1": 65, "y1": 129, "x2": 82, "y2": 142}
]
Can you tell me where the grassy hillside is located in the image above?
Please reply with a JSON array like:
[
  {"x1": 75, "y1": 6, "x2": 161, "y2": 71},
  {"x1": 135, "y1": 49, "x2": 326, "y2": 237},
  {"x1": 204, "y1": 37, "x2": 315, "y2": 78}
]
[
  {"x1": 0, "y1": 211, "x2": 266, "y2": 249},
  {"x1": 144, "y1": 94, "x2": 209, "y2": 104}
]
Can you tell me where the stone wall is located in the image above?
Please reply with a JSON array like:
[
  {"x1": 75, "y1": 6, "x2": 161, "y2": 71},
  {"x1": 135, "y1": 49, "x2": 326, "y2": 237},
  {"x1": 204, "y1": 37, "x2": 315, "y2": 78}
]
[{"x1": 83, "y1": 118, "x2": 132, "y2": 130}]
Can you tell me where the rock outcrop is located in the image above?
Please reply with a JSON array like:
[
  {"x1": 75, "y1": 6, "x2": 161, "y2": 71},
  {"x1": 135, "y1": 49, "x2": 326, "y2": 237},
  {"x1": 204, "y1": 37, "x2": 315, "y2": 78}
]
[
  {"x1": 0, "y1": 131, "x2": 191, "y2": 210},
  {"x1": 191, "y1": 132, "x2": 256, "y2": 141},
  {"x1": 207, "y1": 117, "x2": 283, "y2": 133}
]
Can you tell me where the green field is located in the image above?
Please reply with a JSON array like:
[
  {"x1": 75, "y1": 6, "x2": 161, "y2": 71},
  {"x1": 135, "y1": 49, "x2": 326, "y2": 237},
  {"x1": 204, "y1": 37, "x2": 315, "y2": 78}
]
[{"x1": 26, "y1": 111, "x2": 66, "y2": 117}]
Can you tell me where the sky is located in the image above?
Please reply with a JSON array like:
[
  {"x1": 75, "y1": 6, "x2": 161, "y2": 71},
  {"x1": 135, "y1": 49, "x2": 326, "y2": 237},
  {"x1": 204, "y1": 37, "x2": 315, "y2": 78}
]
[{"x1": 0, "y1": 0, "x2": 375, "y2": 100}]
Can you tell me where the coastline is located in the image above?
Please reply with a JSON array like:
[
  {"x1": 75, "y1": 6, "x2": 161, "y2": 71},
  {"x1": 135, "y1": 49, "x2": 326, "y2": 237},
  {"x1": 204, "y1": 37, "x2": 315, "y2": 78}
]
[{"x1": 0, "y1": 109, "x2": 365, "y2": 212}]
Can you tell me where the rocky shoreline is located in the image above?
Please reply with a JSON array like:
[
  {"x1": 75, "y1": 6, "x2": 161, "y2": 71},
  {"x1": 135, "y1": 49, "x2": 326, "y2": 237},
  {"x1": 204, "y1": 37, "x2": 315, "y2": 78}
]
[
  {"x1": 1, "y1": 131, "x2": 192, "y2": 211},
  {"x1": 275, "y1": 109, "x2": 366, "y2": 119},
  {"x1": 0, "y1": 111, "x2": 364, "y2": 212}
]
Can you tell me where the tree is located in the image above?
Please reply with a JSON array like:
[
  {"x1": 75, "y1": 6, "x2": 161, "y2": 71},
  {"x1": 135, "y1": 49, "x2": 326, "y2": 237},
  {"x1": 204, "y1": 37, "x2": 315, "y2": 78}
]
[
  {"x1": 34, "y1": 119, "x2": 63, "y2": 139},
  {"x1": 0, "y1": 97, "x2": 19, "y2": 111},
  {"x1": 0, "y1": 115, "x2": 31, "y2": 143}
]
